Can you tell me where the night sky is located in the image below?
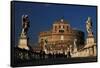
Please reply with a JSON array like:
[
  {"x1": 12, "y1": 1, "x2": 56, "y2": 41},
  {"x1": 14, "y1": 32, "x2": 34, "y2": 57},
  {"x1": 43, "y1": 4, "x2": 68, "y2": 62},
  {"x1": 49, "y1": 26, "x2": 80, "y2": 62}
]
[{"x1": 12, "y1": 1, "x2": 97, "y2": 47}]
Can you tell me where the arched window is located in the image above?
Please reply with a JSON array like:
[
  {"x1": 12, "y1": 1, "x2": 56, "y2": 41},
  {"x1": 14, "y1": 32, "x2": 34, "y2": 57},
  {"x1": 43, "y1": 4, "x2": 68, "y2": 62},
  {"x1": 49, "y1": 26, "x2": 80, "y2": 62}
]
[
  {"x1": 66, "y1": 26, "x2": 69, "y2": 31},
  {"x1": 63, "y1": 26, "x2": 64, "y2": 29},
  {"x1": 54, "y1": 25, "x2": 57, "y2": 31},
  {"x1": 59, "y1": 25, "x2": 61, "y2": 28}
]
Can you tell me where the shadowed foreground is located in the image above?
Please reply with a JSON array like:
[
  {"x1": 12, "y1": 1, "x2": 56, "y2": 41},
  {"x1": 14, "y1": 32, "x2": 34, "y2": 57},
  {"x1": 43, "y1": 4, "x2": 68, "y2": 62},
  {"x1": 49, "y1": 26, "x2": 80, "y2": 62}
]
[
  {"x1": 13, "y1": 57, "x2": 97, "y2": 67},
  {"x1": 11, "y1": 47, "x2": 97, "y2": 67}
]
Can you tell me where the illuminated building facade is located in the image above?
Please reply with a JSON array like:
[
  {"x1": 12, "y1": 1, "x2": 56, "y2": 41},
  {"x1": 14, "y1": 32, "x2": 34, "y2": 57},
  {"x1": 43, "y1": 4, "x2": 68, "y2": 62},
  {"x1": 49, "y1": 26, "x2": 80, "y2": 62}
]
[{"x1": 39, "y1": 18, "x2": 85, "y2": 54}]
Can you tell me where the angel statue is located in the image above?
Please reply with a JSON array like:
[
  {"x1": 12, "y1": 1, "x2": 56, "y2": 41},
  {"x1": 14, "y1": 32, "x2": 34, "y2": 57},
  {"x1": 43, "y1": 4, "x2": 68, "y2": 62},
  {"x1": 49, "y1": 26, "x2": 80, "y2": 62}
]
[
  {"x1": 74, "y1": 39, "x2": 77, "y2": 48},
  {"x1": 21, "y1": 15, "x2": 30, "y2": 36},
  {"x1": 73, "y1": 39, "x2": 77, "y2": 52},
  {"x1": 86, "y1": 17, "x2": 92, "y2": 34}
]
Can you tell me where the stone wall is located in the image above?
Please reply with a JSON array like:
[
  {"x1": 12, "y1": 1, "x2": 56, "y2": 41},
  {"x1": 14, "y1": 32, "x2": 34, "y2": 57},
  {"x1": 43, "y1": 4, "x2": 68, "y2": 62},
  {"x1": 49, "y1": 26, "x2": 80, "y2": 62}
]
[{"x1": 71, "y1": 44, "x2": 97, "y2": 57}]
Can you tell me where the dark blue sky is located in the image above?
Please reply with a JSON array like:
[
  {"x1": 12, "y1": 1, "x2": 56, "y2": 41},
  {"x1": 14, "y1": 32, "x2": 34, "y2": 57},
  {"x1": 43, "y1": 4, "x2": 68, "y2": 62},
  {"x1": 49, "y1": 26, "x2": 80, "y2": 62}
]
[{"x1": 13, "y1": 1, "x2": 97, "y2": 46}]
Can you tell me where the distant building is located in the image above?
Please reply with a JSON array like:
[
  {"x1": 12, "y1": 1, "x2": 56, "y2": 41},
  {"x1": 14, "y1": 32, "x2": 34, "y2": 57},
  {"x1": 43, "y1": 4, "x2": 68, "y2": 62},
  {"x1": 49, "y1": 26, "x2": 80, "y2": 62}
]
[{"x1": 39, "y1": 18, "x2": 85, "y2": 54}]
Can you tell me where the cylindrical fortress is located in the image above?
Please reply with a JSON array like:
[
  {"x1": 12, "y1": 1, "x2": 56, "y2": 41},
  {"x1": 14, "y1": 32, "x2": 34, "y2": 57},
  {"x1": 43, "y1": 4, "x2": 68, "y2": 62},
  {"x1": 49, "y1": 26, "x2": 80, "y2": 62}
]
[{"x1": 39, "y1": 18, "x2": 85, "y2": 51}]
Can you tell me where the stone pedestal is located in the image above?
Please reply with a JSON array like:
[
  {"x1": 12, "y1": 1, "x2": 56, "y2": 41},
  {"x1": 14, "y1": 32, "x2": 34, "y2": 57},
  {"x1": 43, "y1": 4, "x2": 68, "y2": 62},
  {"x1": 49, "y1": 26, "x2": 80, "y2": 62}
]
[
  {"x1": 86, "y1": 33, "x2": 95, "y2": 45},
  {"x1": 18, "y1": 35, "x2": 29, "y2": 50},
  {"x1": 85, "y1": 32, "x2": 96, "y2": 56}
]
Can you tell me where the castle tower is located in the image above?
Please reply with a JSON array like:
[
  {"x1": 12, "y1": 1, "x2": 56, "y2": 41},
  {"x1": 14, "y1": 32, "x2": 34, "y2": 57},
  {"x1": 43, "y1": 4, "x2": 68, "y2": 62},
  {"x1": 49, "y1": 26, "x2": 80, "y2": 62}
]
[{"x1": 52, "y1": 18, "x2": 71, "y2": 33}]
